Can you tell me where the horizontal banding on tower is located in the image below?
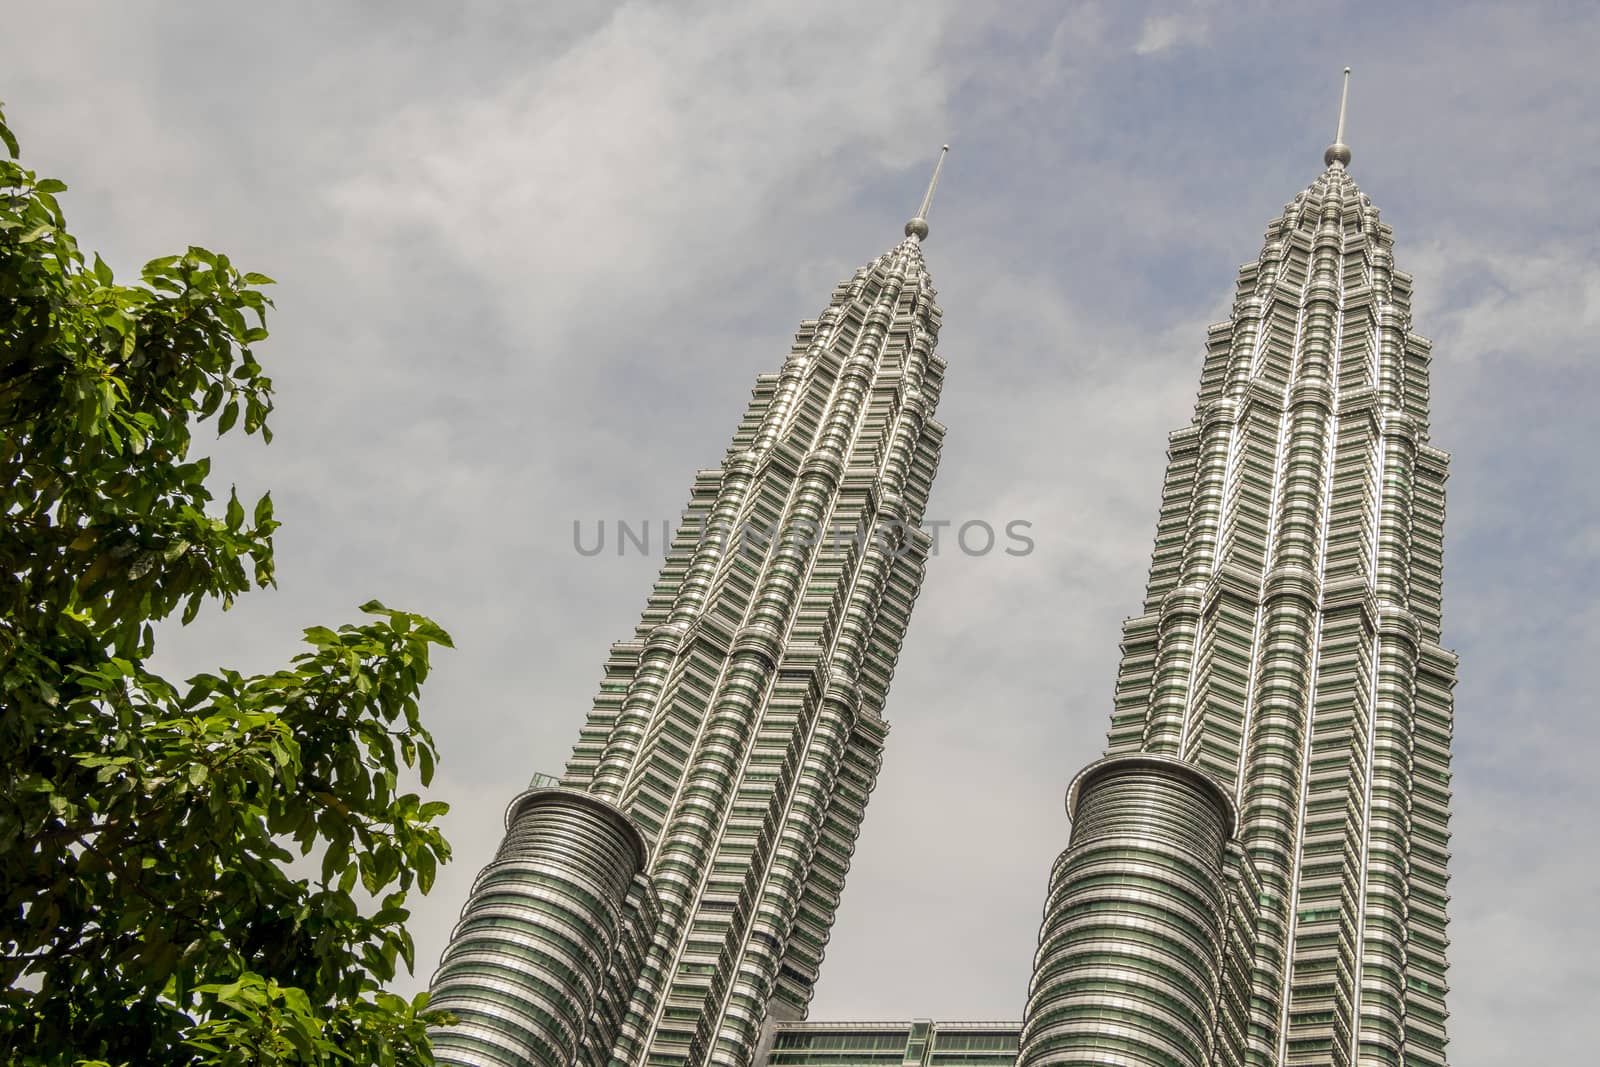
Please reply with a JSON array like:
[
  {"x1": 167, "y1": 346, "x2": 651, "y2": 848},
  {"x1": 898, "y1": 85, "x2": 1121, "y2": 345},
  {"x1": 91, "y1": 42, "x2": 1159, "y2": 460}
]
[
  {"x1": 1021, "y1": 755, "x2": 1236, "y2": 1067},
  {"x1": 1064, "y1": 753, "x2": 1238, "y2": 836},
  {"x1": 430, "y1": 789, "x2": 651, "y2": 1067}
]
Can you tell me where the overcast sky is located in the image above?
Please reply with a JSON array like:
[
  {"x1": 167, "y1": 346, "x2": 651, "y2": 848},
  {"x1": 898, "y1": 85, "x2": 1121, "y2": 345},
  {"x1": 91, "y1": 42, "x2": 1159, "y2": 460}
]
[{"x1": 4, "y1": 2, "x2": 1597, "y2": 1062}]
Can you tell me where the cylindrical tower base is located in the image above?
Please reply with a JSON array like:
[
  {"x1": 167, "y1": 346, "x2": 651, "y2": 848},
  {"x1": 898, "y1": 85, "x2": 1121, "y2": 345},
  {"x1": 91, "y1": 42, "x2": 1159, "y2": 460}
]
[
  {"x1": 429, "y1": 788, "x2": 651, "y2": 1067},
  {"x1": 1019, "y1": 755, "x2": 1236, "y2": 1067}
]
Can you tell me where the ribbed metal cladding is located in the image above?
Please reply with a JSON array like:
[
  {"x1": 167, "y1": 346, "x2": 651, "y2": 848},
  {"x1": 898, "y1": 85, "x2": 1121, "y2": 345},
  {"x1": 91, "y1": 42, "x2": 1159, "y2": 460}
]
[
  {"x1": 429, "y1": 788, "x2": 652, "y2": 1067},
  {"x1": 1020, "y1": 755, "x2": 1236, "y2": 1067},
  {"x1": 1068, "y1": 125, "x2": 1459, "y2": 1064},
  {"x1": 429, "y1": 156, "x2": 954, "y2": 1067}
]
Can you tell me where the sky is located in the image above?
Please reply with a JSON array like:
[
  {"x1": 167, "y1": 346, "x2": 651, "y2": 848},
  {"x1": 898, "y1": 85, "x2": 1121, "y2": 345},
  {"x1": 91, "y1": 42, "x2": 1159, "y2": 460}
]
[{"x1": 4, "y1": 1, "x2": 1598, "y2": 1062}]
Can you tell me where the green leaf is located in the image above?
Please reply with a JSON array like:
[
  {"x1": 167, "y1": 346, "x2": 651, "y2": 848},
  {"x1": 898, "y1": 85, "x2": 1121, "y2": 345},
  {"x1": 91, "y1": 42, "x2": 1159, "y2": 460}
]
[
  {"x1": 200, "y1": 381, "x2": 224, "y2": 417},
  {"x1": 275, "y1": 983, "x2": 308, "y2": 1014},
  {"x1": 304, "y1": 626, "x2": 339, "y2": 648},
  {"x1": 322, "y1": 838, "x2": 349, "y2": 884},
  {"x1": 398, "y1": 929, "x2": 417, "y2": 975},
  {"x1": 35, "y1": 177, "x2": 67, "y2": 193},
  {"x1": 414, "y1": 619, "x2": 454, "y2": 648},
  {"x1": 416, "y1": 848, "x2": 437, "y2": 895}
]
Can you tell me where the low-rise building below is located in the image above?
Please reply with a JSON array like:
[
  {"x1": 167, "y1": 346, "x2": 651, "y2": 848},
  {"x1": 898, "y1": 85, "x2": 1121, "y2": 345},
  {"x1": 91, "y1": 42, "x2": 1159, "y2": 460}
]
[{"x1": 765, "y1": 1020, "x2": 1020, "y2": 1067}]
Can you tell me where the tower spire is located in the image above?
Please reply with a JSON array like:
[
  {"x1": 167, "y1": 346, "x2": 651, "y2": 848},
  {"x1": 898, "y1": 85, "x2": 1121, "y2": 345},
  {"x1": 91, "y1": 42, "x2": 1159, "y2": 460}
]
[
  {"x1": 1324, "y1": 66, "x2": 1353, "y2": 168},
  {"x1": 904, "y1": 144, "x2": 949, "y2": 240}
]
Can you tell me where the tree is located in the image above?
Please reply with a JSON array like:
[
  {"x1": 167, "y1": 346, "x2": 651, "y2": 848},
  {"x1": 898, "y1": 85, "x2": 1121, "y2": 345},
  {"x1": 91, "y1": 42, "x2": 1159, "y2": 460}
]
[{"x1": 0, "y1": 103, "x2": 454, "y2": 1065}]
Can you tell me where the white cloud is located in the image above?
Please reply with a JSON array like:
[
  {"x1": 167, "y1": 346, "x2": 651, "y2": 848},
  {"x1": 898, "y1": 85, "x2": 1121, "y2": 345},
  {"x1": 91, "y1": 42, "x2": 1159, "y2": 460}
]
[
  {"x1": 1133, "y1": 11, "x2": 1208, "y2": 55},
  {"x1": 328, "y1": 2, "x2": 954, "y2": 344},
  {"x1": 1406, "y1": 239, "x2": 1600, "y2": 370}
]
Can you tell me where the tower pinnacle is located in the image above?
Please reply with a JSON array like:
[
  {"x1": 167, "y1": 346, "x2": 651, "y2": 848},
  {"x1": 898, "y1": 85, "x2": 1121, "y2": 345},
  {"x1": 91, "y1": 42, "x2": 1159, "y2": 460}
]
[
  {"x1": 904, "y1": 144, "x2": 949, "y2": 240},
  {"x1": 1324, "y1": 66, "x2": 1353, "y2": 168}
]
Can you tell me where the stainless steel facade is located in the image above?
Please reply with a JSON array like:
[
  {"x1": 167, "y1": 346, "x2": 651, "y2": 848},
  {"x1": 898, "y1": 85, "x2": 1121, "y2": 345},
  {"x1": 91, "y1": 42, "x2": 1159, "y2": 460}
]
[
  {"x1": 430, "y1": 789, "x2": 654, "y2": 1067},
  {"x1": 1019, "y1": 111, "x2": 1457, "y2": 1066},
  {"x1": 1023, "y1": 756, "x2": 1238, "y2": 1067},
  {"x1": 430, "y1": 153, "x2": 953, "y2": 1067}
]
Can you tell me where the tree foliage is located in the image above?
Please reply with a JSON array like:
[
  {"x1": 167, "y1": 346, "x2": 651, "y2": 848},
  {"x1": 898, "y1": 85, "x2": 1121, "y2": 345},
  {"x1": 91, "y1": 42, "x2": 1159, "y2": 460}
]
[{"x1": 0, "y1": 104, "x2": 453, "y2": 1065}]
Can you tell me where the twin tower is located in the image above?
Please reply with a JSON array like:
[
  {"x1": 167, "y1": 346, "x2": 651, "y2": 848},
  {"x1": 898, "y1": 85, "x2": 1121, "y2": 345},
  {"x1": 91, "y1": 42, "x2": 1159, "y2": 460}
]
[{"x1": 429, "y1": 75, "x2": 1457, "y2": 1067}]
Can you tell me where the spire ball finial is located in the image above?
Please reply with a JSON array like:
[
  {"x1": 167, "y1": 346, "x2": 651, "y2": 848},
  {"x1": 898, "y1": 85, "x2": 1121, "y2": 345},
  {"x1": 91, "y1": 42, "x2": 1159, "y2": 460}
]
[
  {"x1": 904, "y1": 144, "x2": 949, "y2": 241},
  {"x1": 1324, "y1": 67, "x2": 1353, "y2": 168}
]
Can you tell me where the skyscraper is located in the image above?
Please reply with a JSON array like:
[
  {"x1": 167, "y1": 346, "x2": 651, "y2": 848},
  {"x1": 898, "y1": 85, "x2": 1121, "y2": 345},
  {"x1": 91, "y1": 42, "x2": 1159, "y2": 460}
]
[
  {"x1": 429, "y1": 150, "x2": 955, "y2": 1067},
  {"x1": 1018, "y1": 74, "x2": 1456, "y2": 1067}
]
